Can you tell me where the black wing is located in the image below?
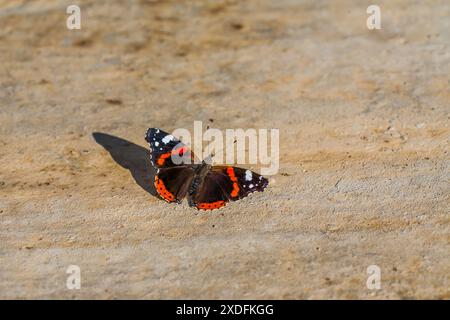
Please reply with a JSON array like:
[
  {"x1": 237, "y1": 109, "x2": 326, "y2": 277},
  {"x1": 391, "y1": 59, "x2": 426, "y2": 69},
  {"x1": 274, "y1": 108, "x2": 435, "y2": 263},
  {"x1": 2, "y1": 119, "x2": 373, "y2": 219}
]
[
  {"x1": 154, "y1": 166, "x2": 196, "y2": 203},
  {"x1": 146, "y1": 128, "x2": 198, "y2": 203},
  {"x1": 189, "y1": 166, "x2": 268, "y2": 210},
  {"x1": 145, "y1": 128, "x2": 197, "y2": 169}
]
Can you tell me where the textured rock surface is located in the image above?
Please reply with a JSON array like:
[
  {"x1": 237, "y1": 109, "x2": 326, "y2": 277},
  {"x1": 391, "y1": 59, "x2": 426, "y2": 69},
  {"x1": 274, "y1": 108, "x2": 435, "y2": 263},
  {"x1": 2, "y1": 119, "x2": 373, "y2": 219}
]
[{"x1": 0, "y1": 0, "x2": 449, "y2": 299}]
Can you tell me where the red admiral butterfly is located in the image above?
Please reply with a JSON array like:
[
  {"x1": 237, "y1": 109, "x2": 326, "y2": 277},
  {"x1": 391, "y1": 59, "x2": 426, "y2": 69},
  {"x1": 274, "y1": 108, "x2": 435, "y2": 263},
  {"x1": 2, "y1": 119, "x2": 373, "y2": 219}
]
[{"x1": 145, "y1": 128, "x2": 269, "y2": 210}]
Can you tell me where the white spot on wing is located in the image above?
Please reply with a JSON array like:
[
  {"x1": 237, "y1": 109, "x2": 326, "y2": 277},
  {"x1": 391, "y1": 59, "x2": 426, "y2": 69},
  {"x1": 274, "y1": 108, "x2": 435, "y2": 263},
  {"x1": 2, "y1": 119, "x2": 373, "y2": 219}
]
[
  {"x1": 162, "y1": 135, "x2": 173, "y2": 144},
  {"x1": 245, "y1": 170, "x2": 252, "y2": 181},
  {"x1": 249, "y1": 184, "x2": 254, "y2": 188},
  {"x1": 155, "y1": 141, "x2": 159, "y2": 146}
]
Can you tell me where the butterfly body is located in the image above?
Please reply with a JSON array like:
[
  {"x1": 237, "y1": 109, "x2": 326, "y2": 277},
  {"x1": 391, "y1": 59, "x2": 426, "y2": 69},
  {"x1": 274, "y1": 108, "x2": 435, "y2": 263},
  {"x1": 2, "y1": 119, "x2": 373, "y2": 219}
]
[{"x1": 146, "y1": 128, "x2": 268, "y2": 210}]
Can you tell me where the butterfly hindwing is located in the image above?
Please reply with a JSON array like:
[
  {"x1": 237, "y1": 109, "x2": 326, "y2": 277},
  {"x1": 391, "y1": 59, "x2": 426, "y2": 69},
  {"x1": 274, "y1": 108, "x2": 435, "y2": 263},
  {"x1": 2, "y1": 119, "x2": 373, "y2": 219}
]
[
  {"x1": 188, "y1": 171, "x2": 231, "y2": 210},
  {"x1": 154, "y1": 166, "x2": 196, "y2": 203}
]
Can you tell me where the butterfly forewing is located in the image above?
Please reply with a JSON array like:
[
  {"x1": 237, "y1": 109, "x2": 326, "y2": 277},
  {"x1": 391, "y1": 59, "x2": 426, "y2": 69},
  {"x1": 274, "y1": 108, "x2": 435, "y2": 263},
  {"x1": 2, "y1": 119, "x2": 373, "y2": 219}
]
[
  {"x1": 214, "y1": 166, "x2": 268, "y2": 199},
  {"x1": 145, "y1": 128, "x2": 197, "y2": 168},
  {"x1": 189, "y1": 166, "x2": 268, "y2": 210}
]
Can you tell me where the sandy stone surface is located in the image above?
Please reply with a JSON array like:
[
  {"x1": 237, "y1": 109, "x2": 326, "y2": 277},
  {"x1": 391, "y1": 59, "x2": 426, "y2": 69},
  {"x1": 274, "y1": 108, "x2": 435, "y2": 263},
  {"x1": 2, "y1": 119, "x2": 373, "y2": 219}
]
[{"x1": 0, "y1": 0, "x2": 449, "y2": 299}]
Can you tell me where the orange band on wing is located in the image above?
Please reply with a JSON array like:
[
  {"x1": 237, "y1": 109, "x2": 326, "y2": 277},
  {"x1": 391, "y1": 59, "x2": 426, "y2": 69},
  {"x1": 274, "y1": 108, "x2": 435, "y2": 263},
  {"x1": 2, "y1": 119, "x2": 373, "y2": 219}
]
[
  {"x1": 226, "y1": 167, "x2": 240, "y2": 198},
  {"x1": 157, "y1": 152, "x2": 171, "y2": 166},
  {"x1": 154, "y1": 176, "x2": 175, "y2": 202},
  {"x1": 173, "y1": 146, "x2": 188, "y2": 156},
  {"x1": 197, "y1": 200, "x2": 226, "y2": 210},
  {"x1": 156, "y1": 147, "x2": 189, "y2": 166}
]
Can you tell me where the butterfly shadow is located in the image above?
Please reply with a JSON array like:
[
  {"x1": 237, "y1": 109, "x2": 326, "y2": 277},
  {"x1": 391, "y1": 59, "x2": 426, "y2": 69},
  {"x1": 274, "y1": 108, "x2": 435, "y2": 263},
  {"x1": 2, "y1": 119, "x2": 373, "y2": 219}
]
[{"x1": 92, "y1": 132, "x2": 158, "y2": 197}]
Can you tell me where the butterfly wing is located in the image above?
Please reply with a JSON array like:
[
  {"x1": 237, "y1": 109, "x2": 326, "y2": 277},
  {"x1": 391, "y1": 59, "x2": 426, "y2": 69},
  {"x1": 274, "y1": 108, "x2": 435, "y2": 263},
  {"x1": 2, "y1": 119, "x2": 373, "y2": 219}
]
[
  {"x1": 145, "y1": 128, "x2": 198, "y2": 203},
  {"x1": 145, "y1": 128, "x2": 198, "y2": 168},
  {"x1": 188, "y1": 171, "x2": 232, "y2": 210},
  {"x1": 189, "y1": 166, "x2": 269, "y2": 210},
  {"x1": 154, "y1": 166, "x2": 196, "y2": 203}
]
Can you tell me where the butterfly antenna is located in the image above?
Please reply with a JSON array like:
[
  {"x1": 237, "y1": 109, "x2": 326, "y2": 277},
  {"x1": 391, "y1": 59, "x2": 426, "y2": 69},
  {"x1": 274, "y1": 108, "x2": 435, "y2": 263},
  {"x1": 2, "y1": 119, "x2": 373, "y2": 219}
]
[{"x1": 205, "y1": 139, "x2": 237, "y2": 164}]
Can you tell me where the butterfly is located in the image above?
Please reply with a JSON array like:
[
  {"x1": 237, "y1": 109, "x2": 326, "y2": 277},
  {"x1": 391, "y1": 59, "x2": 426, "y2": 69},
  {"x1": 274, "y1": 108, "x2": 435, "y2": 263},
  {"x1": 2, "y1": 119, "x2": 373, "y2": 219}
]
[{"x1": 145, "y1": 128, "x2": 268, "y2": 210}]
